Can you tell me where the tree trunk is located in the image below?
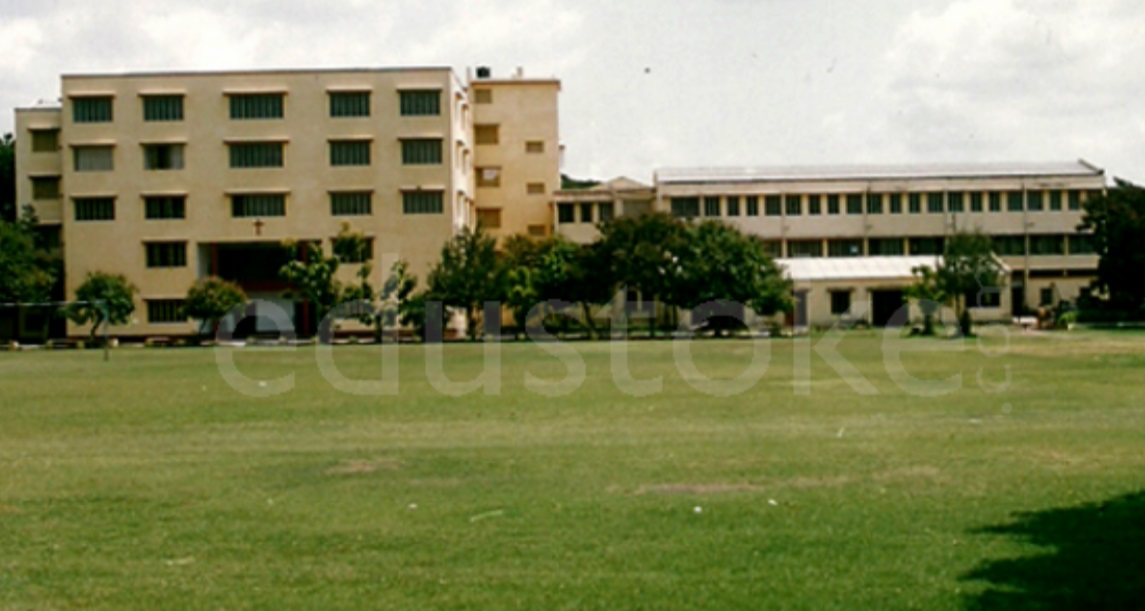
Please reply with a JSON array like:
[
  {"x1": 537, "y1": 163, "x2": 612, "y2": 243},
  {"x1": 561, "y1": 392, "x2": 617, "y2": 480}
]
[{"x1": 581, "y1": 302, "x2": 597, "y2": 339}]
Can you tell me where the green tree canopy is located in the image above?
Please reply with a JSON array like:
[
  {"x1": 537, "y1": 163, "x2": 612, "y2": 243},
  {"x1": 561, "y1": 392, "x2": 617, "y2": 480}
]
[
  {"x1": 596, "y1": 212, "x2": 689, "y2": 335},
  {"x1": 1080, "y1": 179, "x2": 1145, "y2": 311},
  {"x1": 0, "y1": 133, "x2": 15, "y2": 223},
  {"x1": 0, "y1": 218, "x2": 55, "y2": 304},
  {"x1": 67, "y1": 272, "x2": 137, "y2": 338},
  {"x1": 184, "y1": 277, "x2": 247, "y2": 335},
  {"x1": 676, "y1": 220, "x2": 792, "y2": 334},
  {"x1": 938, "y1": 231, "x2": 1004, "y2": 336},
  {"x1": 426, "y1": 225, "x2": 501, "y2": 339}
]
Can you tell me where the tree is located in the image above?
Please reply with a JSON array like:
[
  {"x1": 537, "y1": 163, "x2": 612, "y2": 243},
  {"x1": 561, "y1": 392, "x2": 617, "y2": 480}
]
[
  {"x1": 0, "y1": 218, "x2": 54, "y2": 304},
  {"x1": 67, "y1": 272, "x2": 137, "y2": 339},
  {"x1": 500, "y1": 235, "x2": 548, "y2": 336},
  {"x1": 381, "y1": 259, "x2": 418, "y2": 341},
  {"x1": 0, "y1": 133, "x2": 15, "y2": 223},
  {"x1": 675, "y1": 220, "x2": 792, "y2": 335},
  {"x1": 1079, "y1": 179, "x2": 1145, "y2": 311},
  {"x1": 278, "y1": 225, "x2": 376, "y2": 340},
  {"x1": 184, "y1": 277, "x2": 247, "y2": 336},
  {"x1": 426, "y1": 225, "x2": 501, "y2": 339},
  {"x1": 532, "y1": 237, "x2": 615, "y2": 338},
  {"x1": 904, "y1": 265, "x2": 947, "y2": 336},
  {"x1": 596, "y1": 212, "x2": 689, "y2": 336},
  {"x1": 938, "y1": 231, "x2": 1004, "y2": 337}
]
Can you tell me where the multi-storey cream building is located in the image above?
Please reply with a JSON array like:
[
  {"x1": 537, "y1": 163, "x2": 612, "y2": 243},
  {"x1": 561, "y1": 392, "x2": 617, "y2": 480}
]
[
  {"x1": 14, "y1": 66, "x2": 560, "y2": 338},
  {"x1": 555, "y1": 162, "x2": 1106, "y2": 326}
]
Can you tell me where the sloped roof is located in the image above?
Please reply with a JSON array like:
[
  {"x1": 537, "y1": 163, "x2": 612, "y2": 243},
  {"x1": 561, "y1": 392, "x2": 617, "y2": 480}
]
[
  {"x1": 657, "y1": 161, "x2": 1103, "y2": 184},
  {"x1": 590, "y1": 176, "x2": 652, "y2": 192}
]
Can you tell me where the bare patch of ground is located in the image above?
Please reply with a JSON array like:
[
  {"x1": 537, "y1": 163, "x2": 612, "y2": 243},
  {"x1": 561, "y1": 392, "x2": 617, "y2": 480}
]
[{"x1": 325, "y1": 458, "x2": 403, "y2": 475}]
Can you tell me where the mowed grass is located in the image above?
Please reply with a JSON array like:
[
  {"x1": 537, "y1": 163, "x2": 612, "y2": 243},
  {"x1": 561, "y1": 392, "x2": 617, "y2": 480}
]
[{"x1": 1, "y1": 331, "x2": 1144, "y2": 610}]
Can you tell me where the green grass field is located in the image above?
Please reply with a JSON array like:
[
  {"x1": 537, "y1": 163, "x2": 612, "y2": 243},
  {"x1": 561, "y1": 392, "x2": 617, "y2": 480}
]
[{"x1": 2, "y1": 331, "x2": 1144, "y2": 610}]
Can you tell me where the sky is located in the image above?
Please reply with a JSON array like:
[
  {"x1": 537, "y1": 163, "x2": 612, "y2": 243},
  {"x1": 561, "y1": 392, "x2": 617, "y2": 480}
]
[{"x1": 2, "y1": 0, "x2": 1143, "y2": 183}]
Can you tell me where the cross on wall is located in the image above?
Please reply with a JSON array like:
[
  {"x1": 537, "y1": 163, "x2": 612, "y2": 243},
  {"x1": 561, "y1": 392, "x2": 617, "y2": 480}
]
[{"x1": 253, "y1": 219, "x2": 264, "y2": 236}]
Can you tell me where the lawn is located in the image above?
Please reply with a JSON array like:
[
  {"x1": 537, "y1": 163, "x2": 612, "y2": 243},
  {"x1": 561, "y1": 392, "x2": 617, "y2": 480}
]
[{"x1": 1, "y1": 331, "x2": 1143, "y2": 610}]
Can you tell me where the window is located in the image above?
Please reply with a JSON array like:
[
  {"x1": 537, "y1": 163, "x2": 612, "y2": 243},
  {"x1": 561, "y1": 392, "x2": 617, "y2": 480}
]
[
  {"x1": 73, "y1": 96, "x2": 113, "y2": 123},
  {"x1": 1049, "y1": 191, "x2": 1062, "y2": 211},
  {"x1": 765, "y1": 195, "x2": 781, "y2": 216},
  {"x1": 1068, "y1": 190, "x2": 1081, "y2": 211},
  {"x1": 578, "y1": 203, "x2": 593, "y2": 223},
  {"x1": 477, "y1": 167, "x2": 501, "y2": 187},
  {"x1": 948, "y1": 192, "x2": 964, "y2": 212},
  {"x1": 527, "y1": 182, "x2": 545, "y2": 195},
  {"x1": 475, "y1": 124, "x2": 499, "y2": 145},
  {"x1": 785, "y1": 195, "x2": 801, "y2": 216},
  {"x1": 927, "y1": 192, "x2": 944, "y2": 213},
  {"x1": 909, "y1": 237, "x2": 944, "y2": 255},
  {"x1": 989, "y1": 192, "x2": 1002, "y2": 212},
  {"x1": 399, "y1": 90, "x2": 441, "y2": 116},
  {"x1": 1030, "y1": 234, "x2": 1064, "y2": 255},
  {"x1": 144, "y1": 196, "x2": 186, "y2": 219},
  {"x1": 843, "y1": 194, "x2": 861, "y2": 215},
  {"x1": 830, "y1": 290, "x2": 851, "y2": 316},
  {"x1": 143, "y1": 143, "x2": 185, "y2": 170},
  {"x1": 336, "y1": 237, "x2": 374, "y2": 263},
  {"x1": 558, "y1": 203, "x2": 575, "y2": 223},
  {"x1": 525, "y1": 141, "x2": 544, "y2": 153},
  {"x1": 761, "y1": 241, "x2": 782, "y2": 258},
  {"x1": 329, "y1": 91, "x2": 370, "y2": 117},
  {"x1": 1040, "y1": 288, "x2": 1054, "y2": 306},
  {"x1": 31, "y1": 129, "x2": 59, "y2": 152},
  {"x1": 229, "y1": 94, "x2": 284, "y2": 119},
  {"x1": 231, "y1": 194, "x2": 285, "y2": 217},
  {"x1": 869, "y1": 238, "x2": 904, "y2": 256},
  {"x1": 827, "y1": 194, "x2": 840, "y2": 215},
  {"x1": 402, "y1": 191, "x2": 443, "y2": 214},
  {"x1": 474, "y1": 89, "x2": 492, "y2": 104},
  {"x1": 477, "y1": 208, "x2": 502, "y2": 229},
  {"x1": 401, "y1": 138, "x2": 442, "y2": 165},
  {"x1": 147, "y1": 300, "x2": 186, "y2": 324},
  {"x1": 1027, "y1": 190, "x2": 1044, "y2": 211},
  {"x1": 1007, "y1": 192, "x2": 1023, "y2": 212},
  {"x1": 828, "y1": 239, "x2": 863, "y2": 257},
  {"x1": 889, "y1": 193, "x2": 902, "y2": 214},
  {"x1": 908, "y1": 193, "x2": 921, "y2": 214},
  {"x1": 330, "y1": 192, "x2": 372, "y2": 216},
  {"x1": 599, "y1": 202, "x2": 615, "y2": 221},
  {"x1": 1069, "y1": 233, "x2": 1095, "y2": 254},
  {"x1": 808, "y1": 194, "x2": 822, "y2": 215},
  {"x1": 867, "y1": 193, "x2": 883, "y2": 214},
  {"x1": 746, "y1": 196, "x2": 759, "y2": 216},
  {"x1": 145, "y1": 242, "x2": 187, "y2": 268},
  {"x1": 671, "y1": 197, "x2": 699, "y2": 218},
  {"x1": 704, "y1": 196, "x2": 721, "y2": 217},
  {"x1": 74, "y1": 197, "x2": 115, "y2": 221},
  {"x1": 142, "y1": 95, "x2": 183, "y2": 122},
  {"x1": 969, "y1": 192, "x2": 983, "y2": 212},
  {"x1": 31, "y1": 176, "x2": 60, "y2": 200},
  {"x1": 788, "y1": 240, "x2": 823, "y2": 258},
  {"x1": 229, "y1": 142, "x2": 283, "y2": 168},
  {"x1": 967, "y1": 289, "x2": 1002, "y2": 309},
  {"x1": 73, "y1": 146, "x2": 114, "y2": 172},
  {"x1": 993, "y1": 236, "x2": 1025, "y2": 256},
  {"x1": 329, "y1": 140, "x2": 371, "y2": 166},
  {"x1": 727, "y1": 196, "x2": 741, "y2": 216},
  {"x1": 528, "y1": 224, "x2": 546, "y2": 237}
]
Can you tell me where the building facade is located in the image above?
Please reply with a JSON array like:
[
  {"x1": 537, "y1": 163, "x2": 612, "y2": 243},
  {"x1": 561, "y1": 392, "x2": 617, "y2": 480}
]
[
  {"x1": 14, "y1": 66, "x2": 560, "y2": 338},
  {"x1": 556, "y1": 162, "x2": 1105, "y2": 321}
]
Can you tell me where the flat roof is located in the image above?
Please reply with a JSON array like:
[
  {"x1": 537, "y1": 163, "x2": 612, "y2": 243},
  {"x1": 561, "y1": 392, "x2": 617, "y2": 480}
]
[
  {"x1": 777, "y1": 255, "x2": 1008, "y2": 282},
  {"x1": 61, "y1": 66, "x2": 455, "y2": 80},
  {"x1": 657, "y1": 161, "x2": 1104, "y2": 185}
]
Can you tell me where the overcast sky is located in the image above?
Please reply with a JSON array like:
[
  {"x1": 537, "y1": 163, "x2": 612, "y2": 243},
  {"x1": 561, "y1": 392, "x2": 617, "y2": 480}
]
[{"x1": 2, "y1": 0, "x2": 1142, "y2": 183}]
